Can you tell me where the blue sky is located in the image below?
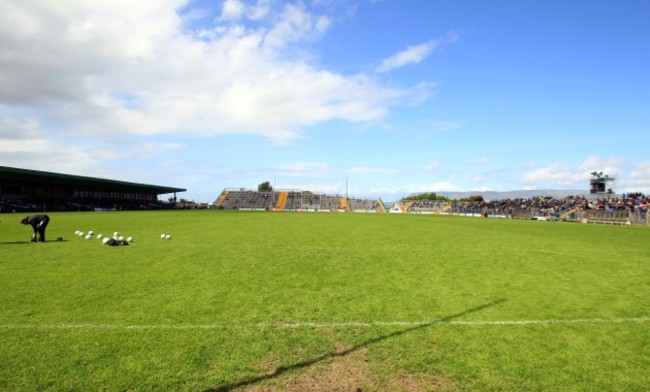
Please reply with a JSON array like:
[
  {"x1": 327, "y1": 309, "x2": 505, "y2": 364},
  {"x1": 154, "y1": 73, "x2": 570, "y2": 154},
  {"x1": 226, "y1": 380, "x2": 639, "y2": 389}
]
[{"x1": 1, "y1": 0, "x2": 648, "y2": 202}]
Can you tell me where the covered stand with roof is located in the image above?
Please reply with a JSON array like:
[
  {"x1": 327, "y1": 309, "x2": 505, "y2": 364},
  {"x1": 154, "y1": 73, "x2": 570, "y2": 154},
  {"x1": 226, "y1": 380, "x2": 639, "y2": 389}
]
[{"x1": 0, "y1": 166, "x2": 186, "y2": 212}]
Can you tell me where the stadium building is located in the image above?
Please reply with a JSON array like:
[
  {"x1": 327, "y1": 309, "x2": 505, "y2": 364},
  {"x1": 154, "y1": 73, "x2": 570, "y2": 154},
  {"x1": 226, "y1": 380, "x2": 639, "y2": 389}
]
[
  {"x1": 214, "y1": 188, "x2": 386, "y2": 212},
  {"x1": 0, "y1": 166, "x2": 185, "y2": 213}
]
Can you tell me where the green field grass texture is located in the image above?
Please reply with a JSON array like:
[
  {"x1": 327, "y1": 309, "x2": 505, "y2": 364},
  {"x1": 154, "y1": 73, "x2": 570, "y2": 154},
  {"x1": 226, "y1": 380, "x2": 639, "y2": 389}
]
[{"x1": 1, "y1": 211, "x2": 649, "y2": 391}]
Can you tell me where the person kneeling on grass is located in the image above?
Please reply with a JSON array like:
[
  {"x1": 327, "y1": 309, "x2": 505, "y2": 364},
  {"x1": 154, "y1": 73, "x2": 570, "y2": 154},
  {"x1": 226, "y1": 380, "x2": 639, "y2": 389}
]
[{"x1": 21, "y1": 214, "x2": 50, "y2": 242}]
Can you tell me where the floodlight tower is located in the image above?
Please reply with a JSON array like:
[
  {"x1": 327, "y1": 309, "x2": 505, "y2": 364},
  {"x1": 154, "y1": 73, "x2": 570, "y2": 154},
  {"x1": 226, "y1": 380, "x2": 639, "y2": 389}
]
[{"x1": 589, "y1": 171, "x2": 616, "y2": 194}]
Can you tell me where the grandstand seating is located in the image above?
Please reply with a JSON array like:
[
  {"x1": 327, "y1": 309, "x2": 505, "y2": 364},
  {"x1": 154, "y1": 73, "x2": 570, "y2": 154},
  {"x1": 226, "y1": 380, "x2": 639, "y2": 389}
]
[
  {"x1": 210, "y1": 189, "x2": 649, "y2": 226},
  {"x1": 285, "y1": 191, "x2": 307, "y2": 210},
  {"x1": 214, "y1": 189, "x2": 364, "y2": 211},
  {"x1": 216, "y1": 190, "x2": 276, "y2": 210},
  {"x1": 347, "y1": 198, "x2": 382, "y2": 212},
  {"x1": 510, "y1": 210, "x2": 536, "y2": 220},
  {"x1": 582, "y1": 210, "x2": 629, "y2": 225}
]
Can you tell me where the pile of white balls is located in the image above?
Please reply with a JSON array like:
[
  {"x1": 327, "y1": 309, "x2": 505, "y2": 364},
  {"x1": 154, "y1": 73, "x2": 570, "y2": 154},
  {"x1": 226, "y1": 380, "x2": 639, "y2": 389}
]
[
  {"x1": 74, "y1": 230, "x2": 94, "y2": 240},
  {"x1": 73, "y1": 230, "x2": 174, "y2": 243},
  {"x1": 74, "y1": 230, "x2": 134, "y2": 244}
]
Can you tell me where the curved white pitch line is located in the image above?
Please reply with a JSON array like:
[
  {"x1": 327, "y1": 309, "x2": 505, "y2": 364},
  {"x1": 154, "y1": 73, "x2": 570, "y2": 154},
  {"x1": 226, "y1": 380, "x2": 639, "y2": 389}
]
[{"x1": 1, "y1": 317, "x2": 648, "y2": 330}]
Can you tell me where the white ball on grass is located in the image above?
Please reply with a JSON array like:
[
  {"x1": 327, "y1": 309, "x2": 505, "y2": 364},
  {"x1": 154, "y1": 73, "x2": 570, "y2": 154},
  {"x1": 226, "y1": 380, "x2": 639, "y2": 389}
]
[
  {"x1": 165, "y1": 234, "x2": 171, "y2": 240},
  {"x1": 102, "y1": 237, "x2": 111, "y2": 245},
  {"x1": 160, "y1": 234, "x2": 166, "y2": 239},
  {"x1": 118, "y1": 236, "x2": 124, "y2": 241},
  {"x1": 97, "y1": 234, "x2": 103, "y2": 239},
  {"x1": 127, "y1": 237, "x2": 133, "y2": 243},
  {"x1": 85, "y1": 234, "x2": 92, "y2": 240},
  {"x1": 88, "y1": 230, "x2": 94, "y2": 235}
]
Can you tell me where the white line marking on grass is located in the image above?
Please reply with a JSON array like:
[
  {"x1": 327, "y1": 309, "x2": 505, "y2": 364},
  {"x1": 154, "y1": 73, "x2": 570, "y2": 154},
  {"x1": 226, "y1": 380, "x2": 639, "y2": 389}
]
[{"x1": 1, "y1": 317, "x2": 648, "y2": 330}]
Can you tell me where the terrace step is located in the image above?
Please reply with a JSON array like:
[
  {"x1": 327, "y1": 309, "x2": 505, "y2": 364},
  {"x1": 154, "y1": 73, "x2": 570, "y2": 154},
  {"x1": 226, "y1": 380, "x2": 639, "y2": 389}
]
[
  {"x1": 215, "y1": 190, "x2": 229, "y2": 207},
  {"x1": 275, "y1": 191, "x2": 288, "y2": 210},
  {"x1": 560, "y1": 206, "x2": 581, "y2": 219},
  {"x1": 340, "y1": 197, "x2": 349, "y2": 212}
]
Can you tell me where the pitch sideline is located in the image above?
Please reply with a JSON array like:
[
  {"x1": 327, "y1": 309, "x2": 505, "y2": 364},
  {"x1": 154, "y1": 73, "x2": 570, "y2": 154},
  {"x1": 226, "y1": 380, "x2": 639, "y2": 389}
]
[{"x1": 1, "y1": 317, "x2": 648, "y2": 330}]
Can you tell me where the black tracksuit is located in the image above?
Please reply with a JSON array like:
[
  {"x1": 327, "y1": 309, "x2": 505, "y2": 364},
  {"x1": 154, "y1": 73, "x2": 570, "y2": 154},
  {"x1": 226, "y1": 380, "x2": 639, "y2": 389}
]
[{"x1": 23, "y1": 214, "x2": 50, "y2": 242}]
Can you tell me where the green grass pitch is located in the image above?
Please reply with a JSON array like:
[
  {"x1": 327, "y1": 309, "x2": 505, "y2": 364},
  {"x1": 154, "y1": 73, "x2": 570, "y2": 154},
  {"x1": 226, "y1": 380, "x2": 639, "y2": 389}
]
[{"x1": 1, "y1": 211, "x2": 649, "y2": 391}]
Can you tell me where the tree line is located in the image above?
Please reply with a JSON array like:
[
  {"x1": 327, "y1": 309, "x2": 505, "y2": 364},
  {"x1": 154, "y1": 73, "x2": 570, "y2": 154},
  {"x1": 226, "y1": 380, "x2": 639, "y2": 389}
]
[{"x1": 401, "y1": 192, "x2": 484, "y2": 202}]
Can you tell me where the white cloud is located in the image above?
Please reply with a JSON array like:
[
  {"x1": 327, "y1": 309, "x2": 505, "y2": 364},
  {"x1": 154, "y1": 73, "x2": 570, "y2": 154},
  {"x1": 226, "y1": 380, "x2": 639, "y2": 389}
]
[
  {"x1": 523, "y1": 163, "x2": 577, "y2": 186},
  {"x1": 218, "y1": 0, "x2": 270, "y2": 22},
  {"x1": 376, "y1": 32, "x2": 458, "y2": 73},
  {"x1": 0, "y1": 111, "x2": 45, "y2": 140},
  {"x1": 0, "y1": 137, "x2": 102, "y2": 175},
  {"x1": 262, "y1": 3, "x2": 331, "y2": 49},
  {"x1": 219, "y1": 0, "x2": 247, "y2": 21},
  {"x1": 377, "y1": 40, "x2": 438, "y2": 73},
  {"x1": 0, "y1": 0, "x2": 413, "y2": 152},
  {"x1": 522, "y1": 157, "x2": 627, "y2": 190},
  {"x1": 621, "y1": 162, "x2": 650, "y2": 192},
  {"x1": 577, "y1": 156, "x2": 625, "y2": 178}
]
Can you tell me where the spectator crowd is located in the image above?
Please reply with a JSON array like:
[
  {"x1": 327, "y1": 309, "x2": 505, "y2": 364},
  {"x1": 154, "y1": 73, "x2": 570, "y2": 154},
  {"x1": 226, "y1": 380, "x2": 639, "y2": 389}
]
[{"x1": 407, "y1": 193, "x2": 649, "y2": 220}]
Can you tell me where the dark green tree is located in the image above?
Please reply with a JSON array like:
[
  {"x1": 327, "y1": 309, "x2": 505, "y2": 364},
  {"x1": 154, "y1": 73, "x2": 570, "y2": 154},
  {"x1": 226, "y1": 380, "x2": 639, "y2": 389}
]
[
  {"x1": 402, "y1": 192, "x2": 449, "y2": 201},
  {"x1": 258, "y1": 181, "x2": 273, "y2": 192},
  {"x1": 459, "y1": 195, "x2": 484, "y2": 202}
]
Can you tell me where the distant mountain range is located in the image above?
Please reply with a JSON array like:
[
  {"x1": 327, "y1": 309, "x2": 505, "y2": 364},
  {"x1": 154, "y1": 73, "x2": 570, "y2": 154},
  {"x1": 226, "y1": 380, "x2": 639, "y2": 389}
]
[{"x1": 410, "y1": 189, "x2": 594, "y2": 202}]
